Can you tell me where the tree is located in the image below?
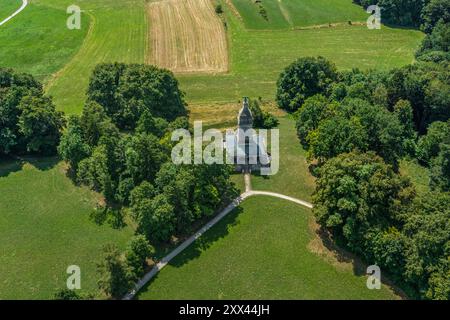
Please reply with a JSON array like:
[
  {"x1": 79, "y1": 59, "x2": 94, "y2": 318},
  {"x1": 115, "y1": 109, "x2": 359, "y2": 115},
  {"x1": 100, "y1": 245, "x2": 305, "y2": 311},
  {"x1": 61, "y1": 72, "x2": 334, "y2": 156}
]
[
  {"x1": 421, "y1": 0, "x2": 450, "y2": 33},
  {"x1": 16, "y1": 95, "x2": 64, "y2": 154},
  {"x1": 77, "y1": 144, "x2": 112, "y2": 194},
  {"x1": 130, "y1": 181, "x2": 156, "y2": 210},
  {"x1": 276, "y1": 57, "x2": 338, "y2": 112},
  {"x1": 97, "y1": 244, "x2": 133, "y2": 299},
  {"x1": 80, "y1": 101, "x2": 109, "y2": 147},
  {"x1": 417, "y1": 120, "x2": 450, "y2": 165},
  {"x1": 394, "y1": 99, "x2": 417, "y2": 155},
  {"x1": 53, "y1": 289, "x2": 83, "y2": 300},
  {"x1": 307, "y1": 115, "x2": 369, "y2": 163},
  {"x1": 215, "y1": 4, "x2": 223, "y2": 14},
  {"x1": 417, "y1": 20, "x2": 450, "y2": 59},
  {"x1": 313, "y1": 151, "x2": 414, "y2": 255},
  {"x1": 403, "y1": 192, "x2": 450, "y2": 299},
  {"x1": 125, "y1": 235, "x2": 155, "y2": 277},
  {"x1": 87, "y1": 63, "x2": 187, "y2": 129},
  {"x1": 58, "y1": 115, "x2": 91, "y2": 173},
  {"x1": 0, "y1": 68, "x2": 63, "y2": 155},
  {"x1": 132, "y1": 193, "x2": 176, "y2": 242},
  {"x1": 430, "y1": 139, "x2": 450, "y2": 191},
  {"x1": 355, "y1": 0, "x2": 428, "y2": 27},
  {"x1": 248, "y1": 98, "x2": 279, "y2": 129},
  {"x1": 387, "y1": 63, "x2": 450, "y2": 133},
  {"x1": 167, "y1": 116, "x2": 189, "y2": 132},
  {"x1": 136, "y1": 110, "x2": 159, "y2": 136},
  {"x1": 295, "y1": 95, "x2": 337, "y2": 147}
]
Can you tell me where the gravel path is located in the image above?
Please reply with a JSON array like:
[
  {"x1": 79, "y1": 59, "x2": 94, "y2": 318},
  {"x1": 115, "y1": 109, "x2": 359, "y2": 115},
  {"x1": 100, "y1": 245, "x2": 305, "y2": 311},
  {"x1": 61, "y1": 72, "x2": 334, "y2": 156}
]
[{"x1": 123, "y1": 173, "x2": 313, "y2": 300}]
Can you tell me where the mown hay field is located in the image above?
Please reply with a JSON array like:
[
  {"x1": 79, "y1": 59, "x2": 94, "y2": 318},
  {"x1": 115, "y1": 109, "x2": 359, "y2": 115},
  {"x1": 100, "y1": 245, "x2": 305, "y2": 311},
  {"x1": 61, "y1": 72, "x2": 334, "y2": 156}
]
[{"x1": 147, "y1": 0, "x2": 228, "y2": 73}]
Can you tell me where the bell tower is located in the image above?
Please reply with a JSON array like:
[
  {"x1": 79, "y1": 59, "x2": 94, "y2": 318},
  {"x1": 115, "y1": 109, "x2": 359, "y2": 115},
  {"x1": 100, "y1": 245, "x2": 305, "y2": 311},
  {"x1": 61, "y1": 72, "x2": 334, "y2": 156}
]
[{"x1": 238, "y1": 97, "x2": 253, "y2": 131}]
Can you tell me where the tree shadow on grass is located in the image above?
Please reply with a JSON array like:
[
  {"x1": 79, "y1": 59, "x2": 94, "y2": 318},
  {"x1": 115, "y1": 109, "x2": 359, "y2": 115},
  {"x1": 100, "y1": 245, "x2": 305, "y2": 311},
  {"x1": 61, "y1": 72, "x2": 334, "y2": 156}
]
[
  {"x1": 135, "y1": 206, "x2": 243, "y2": 299},
  {"x1": 312, "y1": 222, "x2": 410, "y2": 299},
  {"x1": 21, "y1": 155, "x2": 60, "y2": 171},
  {"x1": 251, "y1": 171, "x2": 270, "y2": 180},
  {"x1": 0, "y1": 155, "x2": 59, "y2": 178}
]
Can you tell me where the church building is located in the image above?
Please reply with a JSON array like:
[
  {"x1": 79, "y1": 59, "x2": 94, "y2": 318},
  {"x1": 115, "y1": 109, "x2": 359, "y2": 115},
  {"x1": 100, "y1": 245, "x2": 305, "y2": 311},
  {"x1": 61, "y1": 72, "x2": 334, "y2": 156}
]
[{"x1": 224, "y1": 97, "x2": 271, "y2": 172}]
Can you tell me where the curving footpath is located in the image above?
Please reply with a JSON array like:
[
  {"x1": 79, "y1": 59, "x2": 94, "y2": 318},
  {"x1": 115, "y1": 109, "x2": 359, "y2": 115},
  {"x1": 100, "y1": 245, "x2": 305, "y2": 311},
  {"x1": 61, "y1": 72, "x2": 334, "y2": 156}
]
[
  {"x1": 123, "y1": 173, "x2": 313, "y2": 300},
  {"x1": 0, "y1": 0, "x2": 28, "y2": 27}
]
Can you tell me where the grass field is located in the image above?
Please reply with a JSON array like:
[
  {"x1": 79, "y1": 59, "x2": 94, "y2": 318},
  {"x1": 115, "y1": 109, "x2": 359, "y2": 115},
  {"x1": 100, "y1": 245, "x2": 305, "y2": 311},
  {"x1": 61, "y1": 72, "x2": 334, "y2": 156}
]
[
  {"x1": 231, "y1": 0, "x2": 368, "y2": 29},
  {"x1": 178, "y1": 10, "x2": 424, "y2": 104},
  {"x1": 0, "y1": 0, "x2": 21, "y2": 22},
  {"x1": 45, "y1": 0, "x2": 147, "y2": 114},
  {"x1": 0, "y1": 158, "x2": 133, "y2": 299},
  {"x1": 251, "y1": 116, "x2": 315, "y2": 201},
  {"x1": 147, "y1": 0, "x2": 228, "y2": 73},
  {"x1": 0, "y1": 0, "x2": 88, "y2": 82},
  {"x1": 137, "y1": 196, "x2": 401, "y2": 299}
]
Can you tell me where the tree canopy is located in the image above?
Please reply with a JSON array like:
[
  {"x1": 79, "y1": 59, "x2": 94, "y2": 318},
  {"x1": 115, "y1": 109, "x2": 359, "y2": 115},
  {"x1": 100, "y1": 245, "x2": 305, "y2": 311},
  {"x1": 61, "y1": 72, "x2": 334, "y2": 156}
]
[
  {"x1": 0, "y1": 68, "x2": 64, "y2": 155},
  {"x1": 87, "y1": 63, "x2": 187, "y2": 129}
]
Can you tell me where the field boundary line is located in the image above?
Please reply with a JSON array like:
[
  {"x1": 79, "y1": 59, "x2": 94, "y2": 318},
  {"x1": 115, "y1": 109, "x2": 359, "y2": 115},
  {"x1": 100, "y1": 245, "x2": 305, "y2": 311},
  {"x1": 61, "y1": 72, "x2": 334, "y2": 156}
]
[
  {"x1": 0, "y1": 0, "x2": 28, "y2": 27},
  {"x1": 44, "y1": 11, "x2": 96, "y2": 92},
  {"x1": 123, "y1": 188, "x2": 313, "y2": 300}
]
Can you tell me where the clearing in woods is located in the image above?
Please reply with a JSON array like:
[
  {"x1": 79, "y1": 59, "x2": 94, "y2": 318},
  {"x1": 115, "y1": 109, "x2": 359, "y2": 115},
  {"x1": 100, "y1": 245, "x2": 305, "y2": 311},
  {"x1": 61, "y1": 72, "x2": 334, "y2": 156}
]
[{"x1": 147, "y1": 0, "x2": 228, "y2": 73}]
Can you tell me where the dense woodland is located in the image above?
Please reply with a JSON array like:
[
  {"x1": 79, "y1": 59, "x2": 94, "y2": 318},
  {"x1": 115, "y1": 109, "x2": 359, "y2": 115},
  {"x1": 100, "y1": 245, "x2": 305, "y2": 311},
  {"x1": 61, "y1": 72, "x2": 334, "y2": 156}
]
[
  {"x1": 58, "y1": 63, "x2": 238, "y2": 298},
  {"x1": 276, "y1": 3, "x2": 449, "y2": 299},
  {"x1": 1, "y1": 64, "x2": 238, "y2": 299}
]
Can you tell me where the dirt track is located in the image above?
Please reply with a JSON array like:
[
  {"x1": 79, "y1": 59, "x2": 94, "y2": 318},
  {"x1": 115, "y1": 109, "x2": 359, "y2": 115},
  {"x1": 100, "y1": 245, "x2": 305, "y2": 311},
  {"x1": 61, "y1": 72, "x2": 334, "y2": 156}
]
[{"x1": 147, "y1": 0, "x2": 228, "y2": 73}]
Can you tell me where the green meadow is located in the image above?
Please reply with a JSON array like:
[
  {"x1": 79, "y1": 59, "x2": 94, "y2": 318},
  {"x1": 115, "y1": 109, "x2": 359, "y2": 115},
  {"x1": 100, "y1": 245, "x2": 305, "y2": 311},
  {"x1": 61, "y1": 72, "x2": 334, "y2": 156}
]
[
  {"x1": 178, "y1": 11, "x2": 423, "y2": 104},
  {"x1": 231, "y1": 0, "x2": 368, "y2": 29},
  {"x1": 251, "y1": 116, "x2": 315, "y2": 201},
  {"x1": 137, "y1": 196, "x2": 401, "y2": 300},
  {"x1": 0, "y1": 158, "x2": 133, "y2": 299},
  {"x1": 0, "y1": 0, "x2": 88, "y2": 82},
  {"x1": 1, "y1": 0, "x2": 21, "y2": 22}
]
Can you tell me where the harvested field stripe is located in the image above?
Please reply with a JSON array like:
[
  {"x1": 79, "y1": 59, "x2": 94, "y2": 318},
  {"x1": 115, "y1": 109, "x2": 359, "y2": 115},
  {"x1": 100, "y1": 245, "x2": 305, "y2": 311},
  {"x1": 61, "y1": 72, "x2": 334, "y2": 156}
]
[{"x1": 147, "y1": 0, "x2": 228, "y2": 73}]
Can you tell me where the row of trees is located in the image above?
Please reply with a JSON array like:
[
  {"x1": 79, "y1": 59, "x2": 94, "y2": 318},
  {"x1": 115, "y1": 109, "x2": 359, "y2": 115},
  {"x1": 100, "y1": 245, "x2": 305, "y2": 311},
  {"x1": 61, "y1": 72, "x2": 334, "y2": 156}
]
[
  {"x1": 314, "y1": 151, "x2": 449, "y2": 300},
  {"x1": 58, "y1": 64, "x2": 238, "y2": 298},
  {"x1": 276, "y1": 46, "x2": 448, "y2": 298},
  {"x1": 0, "y1": 68, "x2": 64, "y2": 155},
  {"x1": 353, "y1": 0, "x2": 449, "y2": 30},
  {"x1": 277, "y1": 57, "x2": 449, "y2": 135}
]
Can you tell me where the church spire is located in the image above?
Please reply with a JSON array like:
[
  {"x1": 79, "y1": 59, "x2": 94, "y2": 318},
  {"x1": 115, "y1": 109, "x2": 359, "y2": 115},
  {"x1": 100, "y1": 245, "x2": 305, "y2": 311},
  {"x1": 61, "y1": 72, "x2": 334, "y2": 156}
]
[{"x1": 238, "y1": 97, "x2": 253, "y2": 130}]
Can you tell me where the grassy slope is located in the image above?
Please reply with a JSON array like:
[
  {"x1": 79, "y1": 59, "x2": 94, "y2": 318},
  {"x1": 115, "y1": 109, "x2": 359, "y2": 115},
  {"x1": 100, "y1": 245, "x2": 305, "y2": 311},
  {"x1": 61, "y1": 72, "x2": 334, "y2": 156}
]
[
  {"x1": 178, "y1": 9, "x2": 423, "y2": 104},
  {"x1": 46, "y1": 0, "x2": 147, "y2": 114},
  {"x1": 1, "y1": 0, "x2": 422, "y2": 113},
  {"x1": 251, "y1": 116, "x2": 315, "y2": 201},
  {"x1": 137, "y1": 196, "x2": 400, "y2": 299},
  {"x1": 232, "y1": 0, "x2": 367, "y2": 29},
  {"x1": 0, "y1": 0, "x2": 21, "y2": 22},
  {"x1": 0, "y1": 158, "x2": 133, "y2": 299},
  {"x1": 0, "y1": 0, "x2": 88, "y2": 82},
  {"x1": 1, "y1": 0, "x2": 146, "y2": 114}
]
